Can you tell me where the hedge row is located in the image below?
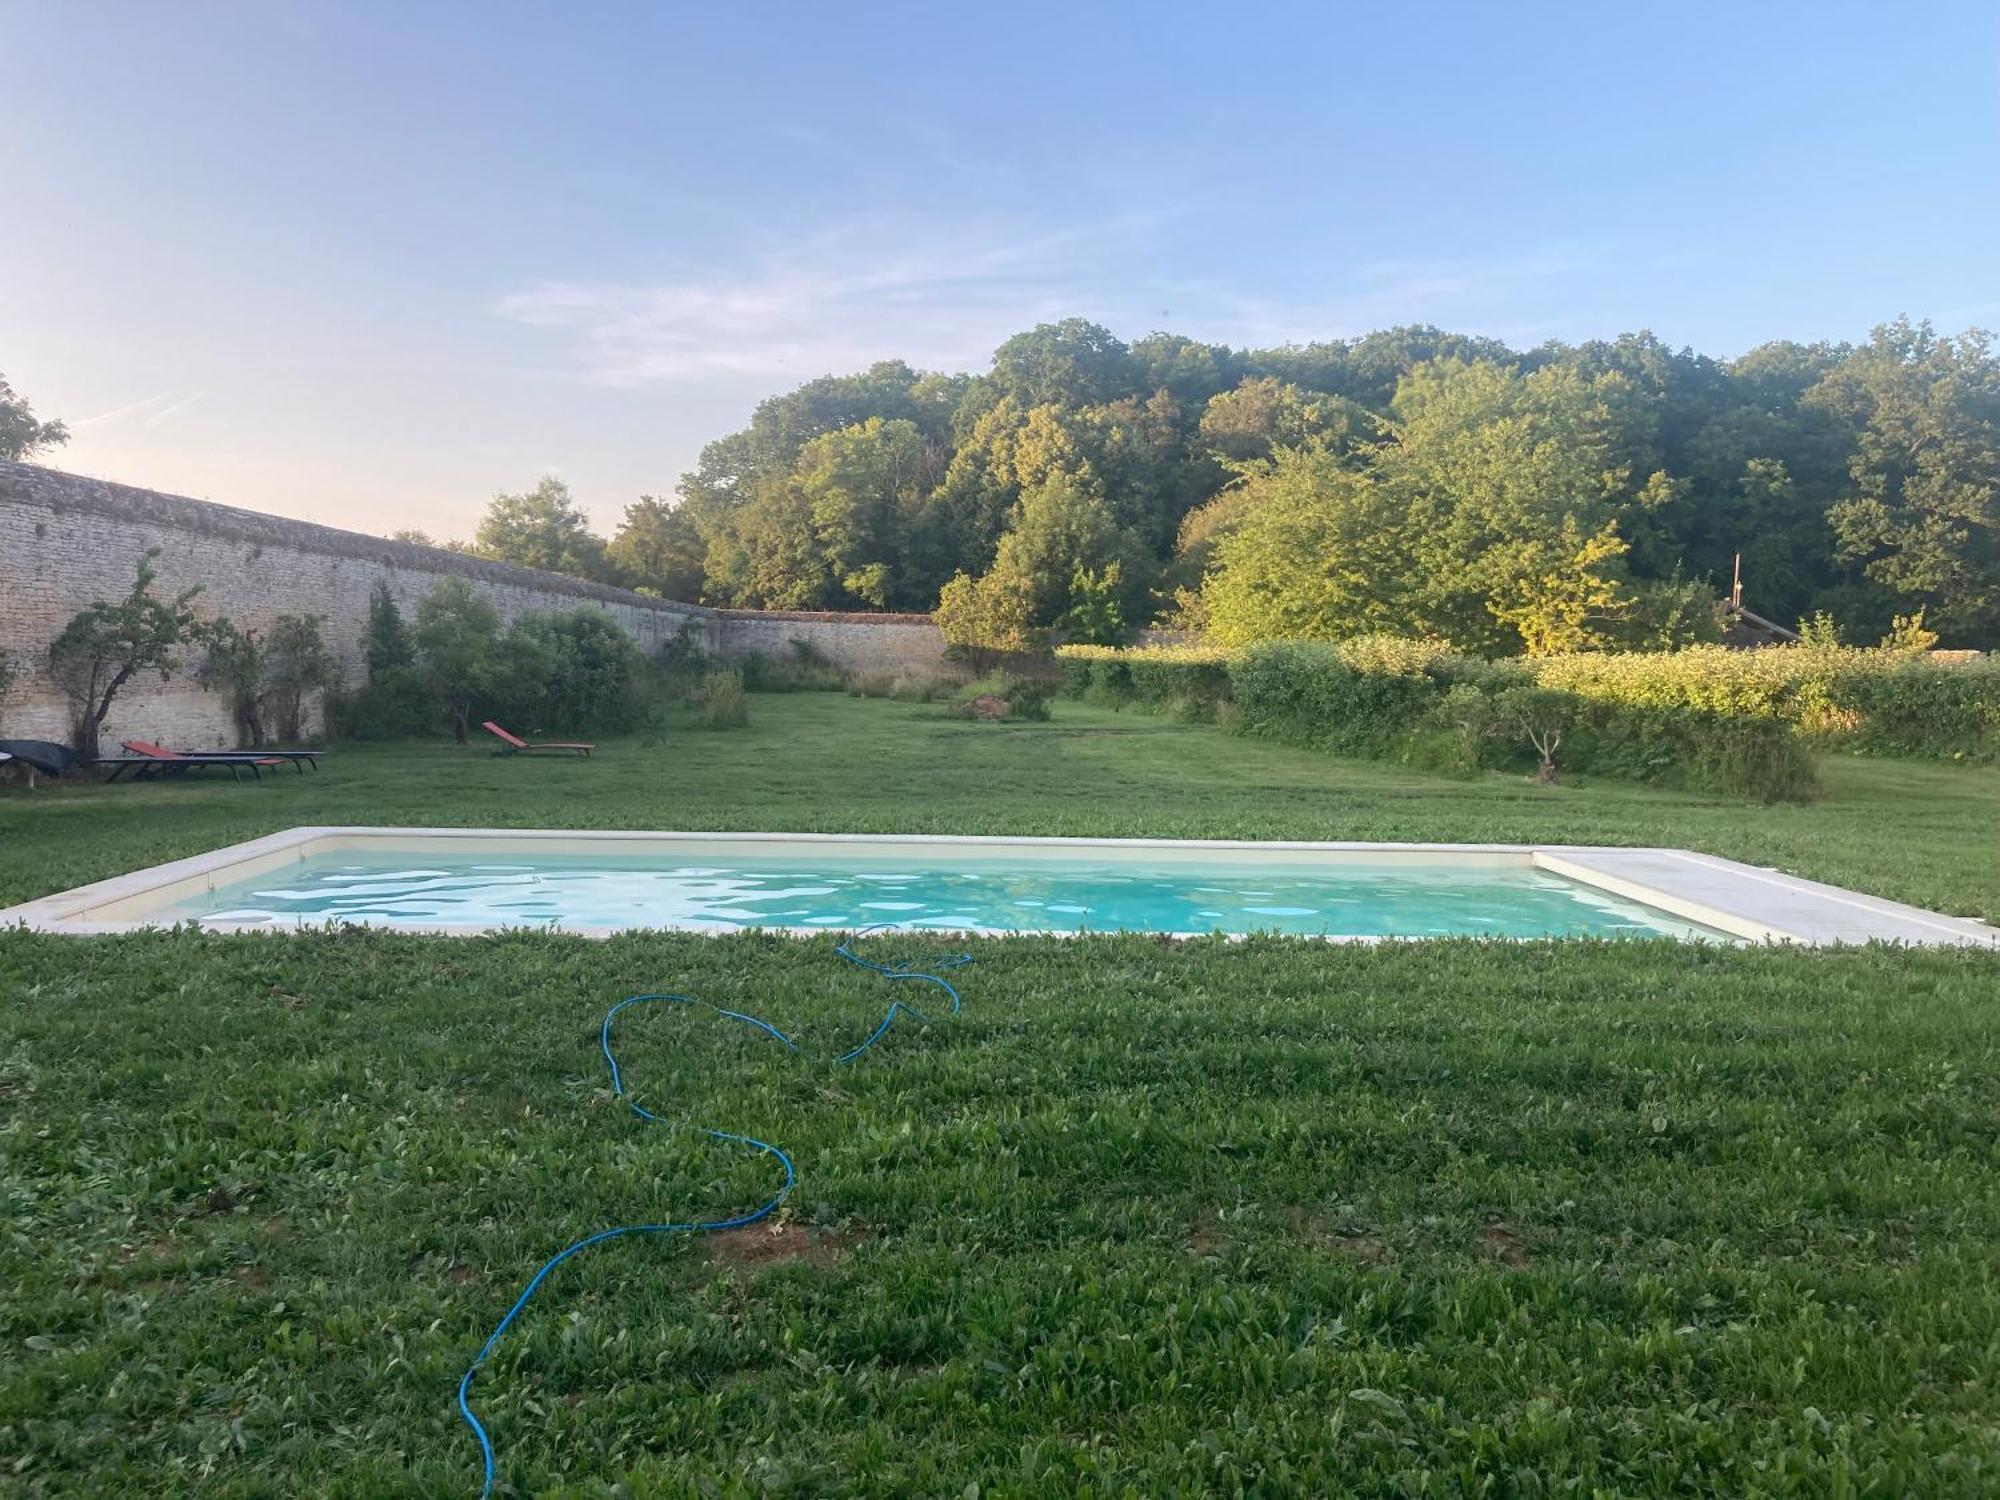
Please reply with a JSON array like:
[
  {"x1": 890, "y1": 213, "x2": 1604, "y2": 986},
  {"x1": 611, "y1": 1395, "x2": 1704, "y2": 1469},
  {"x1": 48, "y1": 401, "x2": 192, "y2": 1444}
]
[
  {"x1": 1531, "y1": 645, "x2": 2000, "y2": 761},
  {"x1": 1057, "y1": 640, "x2": 1999, "y2": 769},
  {"x1": 1057, "y1": 644, "x2": 1235, "y2": 721},
  {"x1": 1224, "y1": 640, "x2": 1818, "y2": 801}
]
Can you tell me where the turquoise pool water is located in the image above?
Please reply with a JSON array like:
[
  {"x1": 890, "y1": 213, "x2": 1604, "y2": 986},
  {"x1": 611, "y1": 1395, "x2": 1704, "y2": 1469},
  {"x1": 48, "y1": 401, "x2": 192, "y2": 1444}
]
[{"x1": 158, "y1": 851, "x2": 1717, "y2": 938}]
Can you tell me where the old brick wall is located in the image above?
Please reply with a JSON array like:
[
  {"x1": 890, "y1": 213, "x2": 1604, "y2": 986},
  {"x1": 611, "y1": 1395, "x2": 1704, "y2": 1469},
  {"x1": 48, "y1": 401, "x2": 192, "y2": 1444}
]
[
  {"x1": 0, "y1": 462, "x2": 952, "y2": 751},
  {"x1": 0, "y1": 462, "x2": 720, "y2": 747},
  {"x1": 716, "y1": 610, "x2": 951, "y2": 678}
]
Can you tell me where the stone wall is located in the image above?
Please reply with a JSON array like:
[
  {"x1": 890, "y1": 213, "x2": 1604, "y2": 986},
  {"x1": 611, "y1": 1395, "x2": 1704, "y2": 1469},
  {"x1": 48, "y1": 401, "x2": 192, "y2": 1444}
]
[
  {"x1": 718, "y1": 609, "x2": 951, "y2": 679},
  {"x1": 0, "y1": 462, "x2": 959, "y2": 750}
]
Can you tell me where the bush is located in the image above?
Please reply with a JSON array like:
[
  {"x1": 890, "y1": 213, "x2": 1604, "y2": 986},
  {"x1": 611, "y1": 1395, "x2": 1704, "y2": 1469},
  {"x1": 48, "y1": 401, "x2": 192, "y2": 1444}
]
[
  {"x1": 946, "y1": 672, "x2": 1055, "y2": 722},
  {"x1": 498, "y1": 608, "x2": 640, "y2": 732},
  {"x1": 1003, "y1": 676, "x2": 1055, "y2": 720},
  {"x1": 690, "y1": 668, "x2": 749, "y2": 729},
  {"x1": 1056, "y1": 644, "x2": 1231, "y2": 717},
  {"x1": 1530, "y1": 643, "x2": 1998, "y2": 761},
  {"x1": 1228, "y1": 639, "x2": 1817, "y2": 801},
  {"x1": 739, "y1": 639, "x2": 849, "y2": 693},
  {"x1": 327, "y1": 666, "x2": 432, "y2": 740}
]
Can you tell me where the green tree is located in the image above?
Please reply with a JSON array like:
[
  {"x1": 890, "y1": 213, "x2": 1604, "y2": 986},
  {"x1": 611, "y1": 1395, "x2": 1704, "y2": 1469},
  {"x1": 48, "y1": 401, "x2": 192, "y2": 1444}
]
[
  {"x1": 1198, "y1": 376, "x2": 1371, "y2": 465},
  {"x1": 261, "y1": 614, "x2": 335, "y2": 741},
  {"x1": 0, "y1": 371, "x2": 68, "y2": 462},
  {"x1": 605, "y1": 496, "x2": 707, "y2": 601},
  {"x1": 1814, "y1": 319, "x2": 2000, "y2": 641},
  {"x1": 982, "y1": 472, "x2": 1149, "y2": 639},
  {"x1": 471, "y1": 478, "x2": 609, "y2": 580},
  {"x1": 363, "y1": 581, "x2": 415, "y2": 677},
  {"x1": 1377, "y1": 357, "x2": 1646, "y2": 651},
  {"x1": 1198, "y1": 448, "x2": 1415, "y2": 647},
  {"x1": 48, "y1": 551, "x2": 203, "y2": 760},
  {"x1": 413, "y1": 577, "x2": 503, "y2": 742},
  {"x1": 794, "y1": 418, "x2": 936, "y2": 607},
  {"x1": 934, "y1": 568, "x2": 1041, "y2": 665},
  {"x1": 986, "y1": 319, "x2": 1140, "y2": 409},
  {"x1": 195, "y1": 619, "x2": 267, "y2": 746}
]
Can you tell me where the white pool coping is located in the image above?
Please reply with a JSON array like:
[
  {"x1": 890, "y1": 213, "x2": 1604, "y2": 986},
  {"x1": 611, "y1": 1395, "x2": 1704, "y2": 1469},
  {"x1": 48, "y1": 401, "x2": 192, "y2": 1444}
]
[{"x1": 2, "y1": 826, "x2": 1995, "y2": 948}]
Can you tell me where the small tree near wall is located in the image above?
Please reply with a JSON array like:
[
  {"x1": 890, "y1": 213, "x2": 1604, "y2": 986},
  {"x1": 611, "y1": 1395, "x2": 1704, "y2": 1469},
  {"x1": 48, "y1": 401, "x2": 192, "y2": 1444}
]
[
  {"x1": 364, "y1": 580, "x2": 414, "y2": 677},
  {"x1": 414, "y1": 577, "x2": 502, "y2": 742},
  {"x1": 262, "y1": 615, "x2": 335, "y2": 742},
  {"x1": 48, "y1": 551, "x2": 203, "y2": 761},
  {"x1": 195, "y1": 620, "x2": 267, "y2": 747}
]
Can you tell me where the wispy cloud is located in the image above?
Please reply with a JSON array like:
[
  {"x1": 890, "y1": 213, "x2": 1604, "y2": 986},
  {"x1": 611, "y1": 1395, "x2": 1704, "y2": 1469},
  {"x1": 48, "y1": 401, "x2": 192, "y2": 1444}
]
[
  {"x1": 500, "y1": 217, "x2": 1640, "y2": 389},
  {"x1": 74, "y1": 391, "x2": 207, "y2": 430},
  {"x1": 143, "y1": 392, "x2": 205, "y2": 427},
  {"x1": 496, "y1": 212, "x2": 1173, "y2": 385}
]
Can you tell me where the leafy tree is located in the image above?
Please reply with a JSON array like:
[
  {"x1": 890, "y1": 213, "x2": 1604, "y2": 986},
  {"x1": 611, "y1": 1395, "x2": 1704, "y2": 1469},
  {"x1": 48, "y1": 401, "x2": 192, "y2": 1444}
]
[
  {"x1": 794, "y1": 418, "x2": 936, "y2": 607},
  {"x1": 678, "y1": 360, "x2": 944, "y2": 511},
  {"x1": 1376, "y1": 357, "x2": 1646, "y2": 652},
  {"x1": 1199, "y1": 448, "x2": 1415, "y2": 647},
  {"x1": 981, "y1": 472, "x2": 1150, "y2": 639},
  {"x1": 1198, "y1": 376, "x2": 1371, "y2": 465},
  {"x1": 195, "y1": 620, "x2": 267, "y2": 746},
  {"x1": 48, "y1": 551, "x2": 203, "y2": 760},
  {"x1": 261, "y1": 615, "x2": 335, "y2": 741},
  {"x1": 986, "y1": 319, "x2": 1140, "y2": 409},
  {"x1": 0, "y1": 371, "x2": 68, "y2": 462},
  {"x1": 471, "y1": 478, "x2": 609, "y2": 580},
  {"x1": 934, "y1": 568, "x2": 1041, "y2": 666},
  {"x1": 197, "y1": 614, "x2": 335, "y2": 744},
  {"x1": 1815, "y1": 319, "x2": 2000, "y2": 641},
  {"x1": 413, "y1": 577, "x2": 503, "y2": 742},
  {"x1": 364, "y1": 580, "x2": 415, "y2": 677},
  {"x1": 605, "y1": 496, "x2": 707, "y2": 600}
]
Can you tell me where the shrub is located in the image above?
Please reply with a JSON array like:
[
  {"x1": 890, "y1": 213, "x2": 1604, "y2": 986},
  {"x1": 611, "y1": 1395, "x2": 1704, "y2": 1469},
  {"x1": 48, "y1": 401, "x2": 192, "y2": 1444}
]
[
  {"x1": 656, "y1": 620, "x2": 713, "y2": 697},
  {"x1": 261, "y1": 615, "x2": 334, "y2": 742},
  {"x1": 364, "y1": 581, "x2": 414, "y2": 677},
  {"x1": 327, "y1": 666, "x2": 432, "y2": 739},
  {"x1": 1056, "y1": 644, "x2": 1232, "y2": 717},
  {"x1": 499, "y1": 608, "x2": 640, "y2": 732},
  {"x1": 738, "y1": 639, "x2": 849, "y2": 693},
  {"x1": 1003, "y1": 676, "x2": 1055, "y2": 721},
  {"x1": 947, "y1": 672, "x2": 1054, "y2": 722},
  {"x1": 1229, "y1": 638, "x2": 1817, "y2": 800},
  {"x1": 690, "y1": 668, "x2": 749, "y2": 729}
]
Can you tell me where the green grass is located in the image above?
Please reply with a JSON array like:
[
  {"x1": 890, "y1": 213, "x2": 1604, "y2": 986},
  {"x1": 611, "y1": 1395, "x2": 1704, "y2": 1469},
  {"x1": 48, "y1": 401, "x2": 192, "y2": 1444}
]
[
  {"x1": 3, "y1": 694, "x2": 1998, "y2": 1495},
  {"x1": 0, "y1": 693, "x2": 1995, "y2": 917}
]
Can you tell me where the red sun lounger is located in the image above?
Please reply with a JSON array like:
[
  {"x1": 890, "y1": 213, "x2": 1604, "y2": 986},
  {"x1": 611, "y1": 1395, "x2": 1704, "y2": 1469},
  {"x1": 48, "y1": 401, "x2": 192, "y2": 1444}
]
[
  {"x1": 117, "y1": 740, "x2": 289, "y2": 782},
  {"x1": 481, "y1": 722, "x2": 595, "y2": 757}
]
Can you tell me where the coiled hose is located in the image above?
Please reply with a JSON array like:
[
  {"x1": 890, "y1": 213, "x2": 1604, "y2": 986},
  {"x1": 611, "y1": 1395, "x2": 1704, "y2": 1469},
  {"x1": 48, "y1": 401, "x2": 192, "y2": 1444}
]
[{"x1": 454, "y1": 926, "x2": 972, "y2": 1497}]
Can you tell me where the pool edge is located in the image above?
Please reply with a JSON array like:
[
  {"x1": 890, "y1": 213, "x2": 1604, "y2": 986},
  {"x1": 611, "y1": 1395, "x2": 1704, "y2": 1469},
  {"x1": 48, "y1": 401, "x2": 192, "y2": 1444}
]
[{"x1": 2, "y1": 826, "x2": 1995, "y2": 949}]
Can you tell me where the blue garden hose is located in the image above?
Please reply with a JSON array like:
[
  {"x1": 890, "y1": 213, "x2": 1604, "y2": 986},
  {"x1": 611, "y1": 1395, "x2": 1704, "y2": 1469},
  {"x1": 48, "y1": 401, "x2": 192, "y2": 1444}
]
[{"x1": 454, "y1": 926, "x2": 972, "y2": 1497}]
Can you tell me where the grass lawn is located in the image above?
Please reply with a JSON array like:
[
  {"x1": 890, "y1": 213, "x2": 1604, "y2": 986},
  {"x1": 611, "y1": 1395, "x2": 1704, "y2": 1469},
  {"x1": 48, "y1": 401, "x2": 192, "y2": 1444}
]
[{"x1": 3, "y1": 692, "x2": 1998, "y2": 1495}]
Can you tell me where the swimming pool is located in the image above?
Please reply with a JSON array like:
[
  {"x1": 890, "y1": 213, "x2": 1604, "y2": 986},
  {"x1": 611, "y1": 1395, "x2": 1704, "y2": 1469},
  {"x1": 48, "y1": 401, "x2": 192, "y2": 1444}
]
[
  {"x1": 135, "y1": 848, "x2": 1719, "y2": 939},
  {"x1": 9, "y1": 828, "x2": 1997, "y2": 946}
]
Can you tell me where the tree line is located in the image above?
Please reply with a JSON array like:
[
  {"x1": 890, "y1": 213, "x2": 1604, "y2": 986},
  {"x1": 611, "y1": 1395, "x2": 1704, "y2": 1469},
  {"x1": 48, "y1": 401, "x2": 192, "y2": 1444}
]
[
  {"x1": 482, "y1": 317, "x2": 1998, "y2": 651},
  {"x1": 7, "y1": 315, "x2": 1996, "y2": 651}
]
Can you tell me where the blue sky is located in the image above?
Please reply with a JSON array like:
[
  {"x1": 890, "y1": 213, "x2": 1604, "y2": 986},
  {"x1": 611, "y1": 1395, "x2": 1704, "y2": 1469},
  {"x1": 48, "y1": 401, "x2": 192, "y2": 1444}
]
[{"x1": 4, "y1": 1, "x2": 1997, "y2": 538}]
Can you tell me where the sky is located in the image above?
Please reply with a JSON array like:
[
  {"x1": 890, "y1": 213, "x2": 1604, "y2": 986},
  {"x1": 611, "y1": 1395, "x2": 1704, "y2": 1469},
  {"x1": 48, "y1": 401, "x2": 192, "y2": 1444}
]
[{"x1": 3, "y1": 0, "x2": 1997, "y2": 540}]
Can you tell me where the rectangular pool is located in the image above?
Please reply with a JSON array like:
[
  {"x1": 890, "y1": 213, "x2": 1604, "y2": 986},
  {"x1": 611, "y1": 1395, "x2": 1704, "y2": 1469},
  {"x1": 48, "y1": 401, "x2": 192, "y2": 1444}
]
[
  {"x1": 8, "y1": 828, "x2": 1996, "y2": 946},
  {"x1": 138, "y1": 848, "x2": 1717, "y2": 939}
]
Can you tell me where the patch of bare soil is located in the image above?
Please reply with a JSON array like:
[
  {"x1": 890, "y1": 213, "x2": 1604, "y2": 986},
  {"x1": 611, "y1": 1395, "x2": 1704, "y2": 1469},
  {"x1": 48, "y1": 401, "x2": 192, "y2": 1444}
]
[
  {"x1": 1481, "y1": 1223, "x2": 1531, "y2": 1268},
  {"x1": 1286, "y1": 1207, "x2": 1388, "y2": 1264},
  {"x1": 704, "y1": 1221, "x2": 866, "y2": 1269}
]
